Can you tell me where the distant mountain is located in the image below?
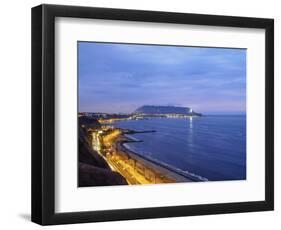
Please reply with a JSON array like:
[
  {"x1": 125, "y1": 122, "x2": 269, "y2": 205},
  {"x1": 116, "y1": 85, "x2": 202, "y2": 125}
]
[{"x1": 134, "y1": 105, "x2": 202, "y2": 116}]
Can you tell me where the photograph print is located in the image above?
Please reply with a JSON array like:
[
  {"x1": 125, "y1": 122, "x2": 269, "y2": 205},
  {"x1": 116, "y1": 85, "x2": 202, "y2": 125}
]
[{"x1": 78, "y1": 42, "x2": 246, "y2": 187}]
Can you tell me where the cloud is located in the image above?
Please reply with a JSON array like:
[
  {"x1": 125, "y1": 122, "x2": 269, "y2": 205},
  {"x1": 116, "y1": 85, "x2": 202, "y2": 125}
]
[{"x1": 78, "y1": 42, "x2": 246, "y2": 113}]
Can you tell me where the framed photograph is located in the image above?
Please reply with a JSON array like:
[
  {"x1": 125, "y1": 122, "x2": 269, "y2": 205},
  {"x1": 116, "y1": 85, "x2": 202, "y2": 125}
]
[{"x1": 31, "y1": 4, "x2": 274, "y2": 225}]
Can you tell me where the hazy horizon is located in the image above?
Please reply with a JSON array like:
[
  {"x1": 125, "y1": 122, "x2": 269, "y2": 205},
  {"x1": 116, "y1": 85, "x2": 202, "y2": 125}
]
[
  {"x1": 79, "y1": 105, "x2": 246, "y2": 116},
  {"x1": 78, "y1": 42, "x2": 246, "y2": 114}
]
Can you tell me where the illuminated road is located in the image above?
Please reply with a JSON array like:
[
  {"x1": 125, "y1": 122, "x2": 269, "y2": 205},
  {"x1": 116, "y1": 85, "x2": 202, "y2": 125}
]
[
  {"x1": 107, "y1": 154, "x2": 155, "y2": 185},
  {"x1": 103, "y1": 129, "x2": 121, "y2": 147},
  {"x1": 98, "y1": 129, "x2": 175, "y2": 185}
]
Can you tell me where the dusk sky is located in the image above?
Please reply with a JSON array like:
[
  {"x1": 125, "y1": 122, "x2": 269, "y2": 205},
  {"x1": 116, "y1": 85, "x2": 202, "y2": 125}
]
[{"x1": 78, "y1": 42, "x2": 246, "y2": 114}]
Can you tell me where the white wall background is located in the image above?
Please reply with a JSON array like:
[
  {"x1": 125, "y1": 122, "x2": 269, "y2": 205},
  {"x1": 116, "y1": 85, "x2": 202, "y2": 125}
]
[{"x1": 0, "y1": 0, "x2": 279, "y2": 229}]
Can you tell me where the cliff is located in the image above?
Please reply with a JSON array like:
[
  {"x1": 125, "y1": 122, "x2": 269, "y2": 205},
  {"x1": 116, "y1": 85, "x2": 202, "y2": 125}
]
[
  {"x1": 79, "y1": 162, "x2": 127, "y2": 187},
  {"x1": 78, "y1": 117, "x2": 128, "y2": 186}
]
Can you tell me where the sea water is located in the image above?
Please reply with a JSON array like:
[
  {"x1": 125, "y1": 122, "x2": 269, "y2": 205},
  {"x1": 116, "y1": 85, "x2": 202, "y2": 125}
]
[{"x1": 115, "y1": 115, "x2": 246, "y2": 181}]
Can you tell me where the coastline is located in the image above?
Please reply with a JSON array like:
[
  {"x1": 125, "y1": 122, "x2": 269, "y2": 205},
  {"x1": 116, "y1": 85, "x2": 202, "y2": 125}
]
[
  {"x1": 104, "y1": 127, "x2": 206, "y2": 184},
  {"x1": 80, "y1": 115, "x2": 246, "y2": 185},
  {"x1": 119, "y1": 131, "x2": 207, "y2": 182}
]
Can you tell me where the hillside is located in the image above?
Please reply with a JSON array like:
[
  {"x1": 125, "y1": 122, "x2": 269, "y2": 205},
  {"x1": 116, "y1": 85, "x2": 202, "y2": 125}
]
[
  {"x1": 134, "y1": 105, "x2": 202, "y2": 116},
  {"x1": 78, "y1": 117, "x2": 128, "y2": 186}
]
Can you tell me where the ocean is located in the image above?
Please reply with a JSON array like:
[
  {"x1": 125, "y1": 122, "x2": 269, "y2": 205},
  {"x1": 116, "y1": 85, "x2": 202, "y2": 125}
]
[{"x1": 115, "y1": 115, "x2": 246, "y2": 182}]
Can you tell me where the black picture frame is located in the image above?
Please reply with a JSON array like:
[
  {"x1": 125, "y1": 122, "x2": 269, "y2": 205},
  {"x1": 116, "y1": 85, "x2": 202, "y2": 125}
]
[{"x1": 31, "y1": 4, "x2": 274, "y2": 225}]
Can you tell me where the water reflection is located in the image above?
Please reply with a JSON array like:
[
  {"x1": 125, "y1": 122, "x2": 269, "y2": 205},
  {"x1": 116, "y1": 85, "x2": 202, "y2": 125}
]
[
  {"x1": 187, "y1": 117, "x2": 194, "y2": 147},
  {"x1": 189, "y1": 116, "x2": 193, "y2": 129}
]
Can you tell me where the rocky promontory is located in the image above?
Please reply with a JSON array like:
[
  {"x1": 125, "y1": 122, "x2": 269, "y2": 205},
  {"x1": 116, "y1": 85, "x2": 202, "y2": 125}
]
[{"x1": 134, "y1": 105, "x2": 202, "y2": 116}]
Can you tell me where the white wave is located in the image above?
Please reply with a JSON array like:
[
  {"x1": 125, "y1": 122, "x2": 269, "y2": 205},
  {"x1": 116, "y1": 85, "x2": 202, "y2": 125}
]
[
  {"x1": 122, "y1": 143, "x2": 208, "y2": 182},
  {"x1": 124, "y1": 134, "x2": 140, "y2": 142}
]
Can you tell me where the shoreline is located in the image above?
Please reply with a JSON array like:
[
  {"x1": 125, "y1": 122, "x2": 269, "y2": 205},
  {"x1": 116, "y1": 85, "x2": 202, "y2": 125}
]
[
  {"x1": 82, "y1": 114, "x2": 246, "y2": 185},
  {"x1": 117, "y1": 131, "x2": 207, "y2": 182},
  {"x1": 103, "y1": 127, "x2": 207, "y2": 184}
]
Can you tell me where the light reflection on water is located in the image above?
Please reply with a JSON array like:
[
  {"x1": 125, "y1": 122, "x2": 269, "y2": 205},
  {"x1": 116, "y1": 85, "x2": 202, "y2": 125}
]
[
  {"x1": 189, "y1": 117, "x2": 193, "y2": 129},
  {"x1": 115, "y1": 116, "x2": 246, "y2": 181}
]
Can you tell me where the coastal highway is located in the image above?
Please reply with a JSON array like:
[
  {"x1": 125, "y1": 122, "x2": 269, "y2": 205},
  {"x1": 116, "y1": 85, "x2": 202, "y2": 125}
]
[
  {"x1": 98, "y1": 128, "x2": 193, "y2": 185},
  {"x1": 96, "y1": 129, "x2": 151, "y2": 184},
  {"x1": 107, "y1": 155, "x2": 150, "y2": 185}
]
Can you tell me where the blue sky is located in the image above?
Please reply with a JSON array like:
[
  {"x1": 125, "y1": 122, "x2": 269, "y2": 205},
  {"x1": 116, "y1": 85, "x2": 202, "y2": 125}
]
[{"x1": 78, "y1": 42, "x2": 246, "y2": 114}]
